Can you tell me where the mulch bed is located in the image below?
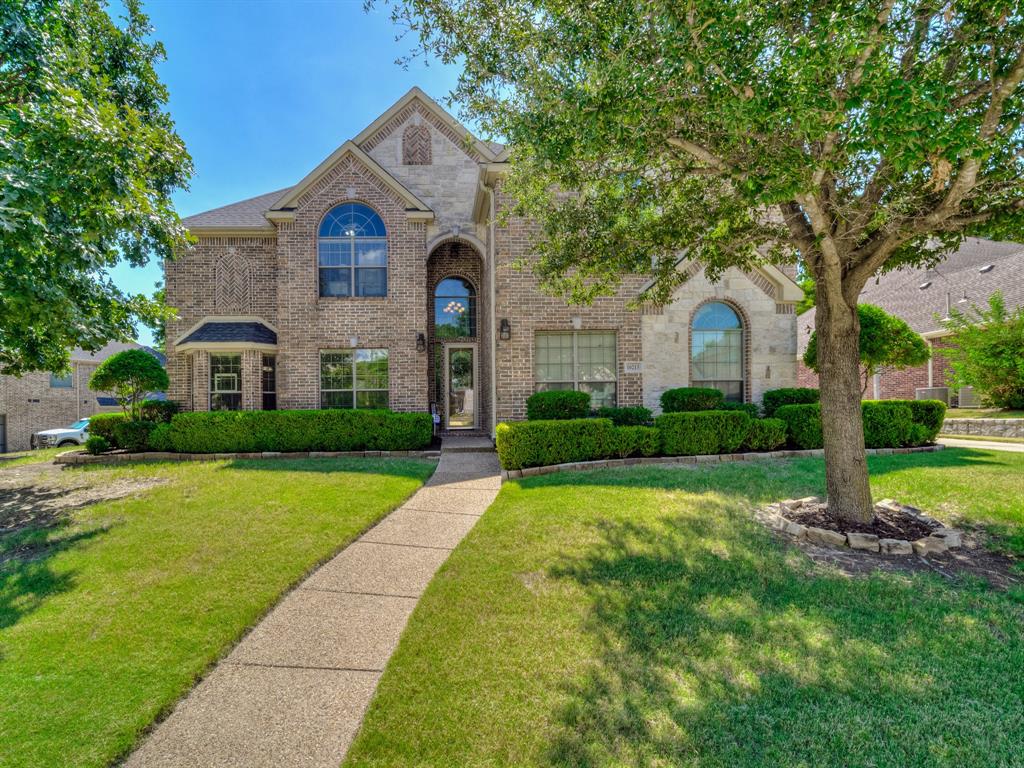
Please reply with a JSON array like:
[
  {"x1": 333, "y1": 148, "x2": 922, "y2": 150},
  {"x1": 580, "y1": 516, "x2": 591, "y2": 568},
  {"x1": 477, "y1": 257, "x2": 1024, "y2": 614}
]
[{"x1": 788, "y1": 502, "x2": 938, "y2": 540}]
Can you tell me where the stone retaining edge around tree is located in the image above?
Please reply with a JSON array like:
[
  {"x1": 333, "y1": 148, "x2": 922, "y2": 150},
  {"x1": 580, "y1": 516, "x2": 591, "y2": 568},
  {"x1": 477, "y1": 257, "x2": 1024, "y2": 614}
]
[
  {"x1": 499, "y1": 444, "x2": 944, "y2": 481},
  {"x1": 54, "y1": 449, "x2": 442, "y2": 466},
  {"x1": 941, "y1": 418, "x2": 1024, "y2": 438}
]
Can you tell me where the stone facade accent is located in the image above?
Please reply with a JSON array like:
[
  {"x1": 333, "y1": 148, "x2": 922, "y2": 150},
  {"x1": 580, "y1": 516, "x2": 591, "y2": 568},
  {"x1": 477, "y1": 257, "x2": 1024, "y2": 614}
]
[{"x1": 941, "y1": 418, "x2": 1024, "y2": 438}]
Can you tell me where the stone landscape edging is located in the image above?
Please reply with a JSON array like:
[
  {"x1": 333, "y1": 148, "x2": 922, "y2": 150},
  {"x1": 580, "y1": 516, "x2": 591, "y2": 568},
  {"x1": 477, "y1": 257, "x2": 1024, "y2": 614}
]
[
  {"x1": 941, "y1": 417, "x2": 1024, "y2": 438},
  {"x1": 499, "y1": 443, "x2": 944, "y2": 481},
  {"x1": 54, "y1": 449, "x2": 442, "y2": 466}
]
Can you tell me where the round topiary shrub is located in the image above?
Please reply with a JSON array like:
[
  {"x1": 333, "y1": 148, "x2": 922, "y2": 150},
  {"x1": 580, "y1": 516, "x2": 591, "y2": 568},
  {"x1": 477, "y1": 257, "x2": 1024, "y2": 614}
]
[
  {"x1": 84, "y1": 435, "x2": 110, "y2": 455},
  {"x1": 659, "y1": 387, "x2": 724, "y2": 413}
]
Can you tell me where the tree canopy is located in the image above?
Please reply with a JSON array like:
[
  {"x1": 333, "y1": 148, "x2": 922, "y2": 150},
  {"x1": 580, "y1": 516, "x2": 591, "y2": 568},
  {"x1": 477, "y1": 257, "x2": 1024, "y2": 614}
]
[
  {"x1": 382, "y1": 0, "x2": 1024, "y2": 521},
  {"x1": 0, "y1": 0, "x2": 191, "y2": 376},
  {"x1": 803, "y1": 304, "x2": 930, "y2": 389},
  {"x1": 89, "y1": 348, "x2": 169, "y2": 420},
  {"x1": 943, "y1": 292, "x2": 1024, "y2": 409}
]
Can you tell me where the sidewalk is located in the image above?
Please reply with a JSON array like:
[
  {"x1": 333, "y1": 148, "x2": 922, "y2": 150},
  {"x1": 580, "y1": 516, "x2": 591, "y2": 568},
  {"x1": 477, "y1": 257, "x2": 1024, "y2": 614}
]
[
  {"x1": 125, "y1": 439, "x2": 500, "y2": 768},
  {"x1": 938, "y1": 436, "x2": 1024, "y2": 453}
]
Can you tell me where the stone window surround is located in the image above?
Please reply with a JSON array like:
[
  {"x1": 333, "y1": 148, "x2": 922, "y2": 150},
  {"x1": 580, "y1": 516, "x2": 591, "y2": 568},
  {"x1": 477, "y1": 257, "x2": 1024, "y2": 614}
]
[{"x1": 687, "y1": 297, "x2": 753, "y2": 404}]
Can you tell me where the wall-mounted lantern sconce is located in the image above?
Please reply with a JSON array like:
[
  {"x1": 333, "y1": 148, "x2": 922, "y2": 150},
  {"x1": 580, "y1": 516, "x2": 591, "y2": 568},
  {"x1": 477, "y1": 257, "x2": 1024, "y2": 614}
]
[
  {"x1": 499, "y1": 318, "x2": 511, "y2": 341},
  {"x1": 416, "y1": 332, "x2": 426, "y2": 353}
]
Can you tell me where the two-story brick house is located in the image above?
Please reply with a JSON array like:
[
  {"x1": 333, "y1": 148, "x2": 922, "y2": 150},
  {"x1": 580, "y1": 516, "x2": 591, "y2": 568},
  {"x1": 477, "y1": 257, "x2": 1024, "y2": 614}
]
[{"x1": 166, "y1": 88, "x2": 803, "y2": 435}]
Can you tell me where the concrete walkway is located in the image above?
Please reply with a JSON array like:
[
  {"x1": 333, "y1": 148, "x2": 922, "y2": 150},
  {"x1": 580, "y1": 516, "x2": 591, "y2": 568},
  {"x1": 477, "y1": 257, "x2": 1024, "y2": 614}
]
[
  {"x1": 125, "y1": 438, "x2": 500, "y2": 768},
  {"x1": 938, "y1": 436, "x2": 1024, "y2": 453}
]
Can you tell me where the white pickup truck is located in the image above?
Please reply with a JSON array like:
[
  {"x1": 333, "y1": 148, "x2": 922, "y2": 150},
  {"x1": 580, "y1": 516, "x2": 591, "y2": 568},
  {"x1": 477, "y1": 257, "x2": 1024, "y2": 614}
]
[{"x1": 32, "y1": 417, "x2": 91, "y2": 448}]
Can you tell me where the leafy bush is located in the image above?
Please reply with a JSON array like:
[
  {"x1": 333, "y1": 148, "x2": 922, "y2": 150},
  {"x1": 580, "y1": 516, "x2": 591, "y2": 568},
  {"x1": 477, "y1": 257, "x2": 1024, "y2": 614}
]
[
  {"x1": 609, "y1": 425, "x2": 660, "y2": 458},
  {"x1": 141, "y1": 399, "x2": 180, "y2": 423},
  {"x1": 943, "y1": 292, "x2": 1024, "y2": 409},
  {"x1": 88, "y1": 413, "x2": 127, "y2": 447},
  {"x1": 496, "y1": 418, "x2": 615, "y2": 469},
  {"x1": 861, "y1": 401, "x2": 915, "y2": 448},
  {"x1": 655, "y1": 410, "x2": 752, "y2": 456},
  {"x1": 88, "y1": 349, "x2": 169, "y2": 420},
  {"x1": 774, "y1": 404, "x2": 824, "y2": 449},
  {"x1": 113, "y1": 420, "x2": 156, "y2": 452},
  {"x1": 660, "y1": 387, "x2": 723, "y2": 413},
  {"x1": 84, "y1": 435, "x2": 110, "y2": 455},
  {"x1": 743, "y1": 418, "x2": 787, "y2": 451},
  {"x1": 166, "y1": 410, "x2": 433, "y2": 454},
  {"x1": 148, "y1": 423, "x2": 173, "y2": 451},
  {"x1": 762, "y1": 387, "x2": 819, "y2": 417},
  {"x1": 721, "y1": 401, "x2": 760, "y2": 418},
  {"x1": 595, "y1": 406, "x2": 653, "y2": 426},
  {"x1": 908, "y1": 400, "x2": 946, "y2": 443},
  {"x1": 526, "y1": 390, "x2": 591, "y2": 420}
]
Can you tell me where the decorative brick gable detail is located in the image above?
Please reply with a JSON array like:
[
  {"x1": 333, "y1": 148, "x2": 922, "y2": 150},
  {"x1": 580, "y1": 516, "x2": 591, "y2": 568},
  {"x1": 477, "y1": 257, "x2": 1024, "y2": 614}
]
[
  {"x1": 402, "y1": 124, "x2": 432, "y2": 165},
  {"x1": 360, "y1": 101, "x2": 482, "y2": 162}
]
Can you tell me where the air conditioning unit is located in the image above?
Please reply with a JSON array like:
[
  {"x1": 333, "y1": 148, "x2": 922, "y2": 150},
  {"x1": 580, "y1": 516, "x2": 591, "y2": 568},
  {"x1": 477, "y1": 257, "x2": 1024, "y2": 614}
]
[
  {"x1": 956, "y1": 386, "x2": 982, "y2": 408},
  {"x1": 915, "y1": 387, "x2": 949, "y2": 404}
]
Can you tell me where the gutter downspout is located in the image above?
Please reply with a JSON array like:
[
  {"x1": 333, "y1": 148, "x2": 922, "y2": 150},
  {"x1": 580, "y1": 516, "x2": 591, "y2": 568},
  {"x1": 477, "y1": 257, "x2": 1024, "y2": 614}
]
[{"x1": 481, "y1": 179, "x2": 497, "y2": 439}]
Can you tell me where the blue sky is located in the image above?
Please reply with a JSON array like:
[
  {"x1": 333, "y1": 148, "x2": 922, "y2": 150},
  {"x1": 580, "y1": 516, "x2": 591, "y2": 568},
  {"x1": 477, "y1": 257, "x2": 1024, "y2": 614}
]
[{"x1": 110, "y1": 0, "x2": 462, "y2": 344}]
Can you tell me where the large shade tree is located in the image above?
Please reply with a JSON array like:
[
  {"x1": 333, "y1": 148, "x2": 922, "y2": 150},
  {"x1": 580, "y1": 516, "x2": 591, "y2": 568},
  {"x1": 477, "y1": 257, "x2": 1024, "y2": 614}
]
[
  {"x1": 0, "y1": 0, "x2": 191, "y2": 376},
  {"x1": 382, "y1": 0, "x2": 1024, "y2": 522}
]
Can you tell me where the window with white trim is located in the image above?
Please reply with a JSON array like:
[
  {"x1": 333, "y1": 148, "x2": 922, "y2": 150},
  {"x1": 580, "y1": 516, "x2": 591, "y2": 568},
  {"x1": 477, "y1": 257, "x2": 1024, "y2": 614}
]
[
  {"x1": 318, "y1": 203, "x2": 387, "y2": 297},
  {"x1": 535, "y1": 331, "x2": 617, "y2": 409},
  {"x1": 691, "y1": 302, "x2": 744, "y2": 403},
  {"x1": 320, "y1": 350, "x2": 389, "y2": 409},
  {"x1": 210, "y1": 354, "x2": 242, "y2": 411}
]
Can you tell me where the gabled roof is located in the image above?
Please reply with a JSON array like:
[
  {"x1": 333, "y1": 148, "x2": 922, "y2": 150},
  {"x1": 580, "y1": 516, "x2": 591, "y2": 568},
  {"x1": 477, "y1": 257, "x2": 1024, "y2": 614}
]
[
  {"x1": 71, "y1": 341, "x2": 165, "y2": 366},
  {"x1": 181, "y1": 189, "x2": 286, "y2": 231},
  {"x1": 797, "y1": 237, "x2": 1024, "y2": 351}
]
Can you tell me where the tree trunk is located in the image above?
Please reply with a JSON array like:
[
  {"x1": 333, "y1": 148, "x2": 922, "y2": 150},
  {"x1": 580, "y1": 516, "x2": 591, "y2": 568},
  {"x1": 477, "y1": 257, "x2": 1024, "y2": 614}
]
[{"x1": 815, "y1": 286, "x2": 874, "y2": 523}]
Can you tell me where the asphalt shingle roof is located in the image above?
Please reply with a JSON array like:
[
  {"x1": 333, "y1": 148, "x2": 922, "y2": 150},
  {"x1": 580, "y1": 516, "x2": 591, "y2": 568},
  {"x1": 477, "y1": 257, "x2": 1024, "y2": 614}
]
[
  {"x1": 181, "y1": 188, "x2": 289, "y2": 229},
  {"x1": 71, "y1": 341, "x2": 165, "y2": 365},
  {"x1": 798, "y1": 237, "x2": 1024, "y2": 353},
  {"x1": 180, "y1": 321, "x2": 277, "y2": 346}
]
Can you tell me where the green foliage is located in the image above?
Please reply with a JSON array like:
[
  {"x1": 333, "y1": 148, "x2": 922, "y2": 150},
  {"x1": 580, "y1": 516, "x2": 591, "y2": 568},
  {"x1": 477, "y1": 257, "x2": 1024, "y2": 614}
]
[
  {"x1": 720, "y1": 401, "x2": 760, "y2": 419},
  {"x1": 166, "y1": 410, "x2": 433, "y2": 454},
  {"x1": 84, "y1": 435, "x2": 109, "y2": 455},
  {"x1": 660, "y1": 387, "x2": 723, "y2": 413},
  {"x1": 595, "y1": 406, "x2": 653, "y2": 426},
  {"x1": 496, "y1": 418, "x2": 616, "y2": 469},
  {"x1": 140, "y1": 399, "x2": 180, "y2": 424},
  {"x1": 148, "y1": 423, "x2": 173, "y2": 452},
  {"x1": 762, "y1": 388, "x2": 820, "y2": 417},
  {"x1": 89, "y1": 350, "x2": 169, "y2": 420},
  {"x1": 0, "y1": 0, "x2": 191, "y2": 375},
  {"x1": 113, "y1": 420, "x2": 156, "y2": 453},
  {"x1": 526, "y1": 390, "x2": 590, "y2": 420},
  {"x1": 796, "y1": 273, "x2": 816, "y2": 315},
  {"x1": 743, "y1": 418, "x2": 788, "y2": 452},
  {"x1": 87, "y1": 413, "x2": 127, "y2": 447},
  {"x1": 775, "y1": 404, "x2": 825, "y2": 450},
  {"x1": 655, "y1": 411, "x2": 752, "y2": 456},
  {"x1": 804, "y1": 305, "x2": 930, "y2": 387},
  {"x1": 775, "y1": 401, "x2": 943, "y2": 450},
  {"x1": 943, "y1": 292, "x2": 1024, "y2": 409},
  {"x1": 609, "y1": 426, "x2": 661, "y2": 459}
]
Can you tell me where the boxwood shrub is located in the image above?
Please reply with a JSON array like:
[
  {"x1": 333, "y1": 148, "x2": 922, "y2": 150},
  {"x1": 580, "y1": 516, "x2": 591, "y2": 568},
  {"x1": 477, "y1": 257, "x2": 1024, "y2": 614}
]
[
  {"x1": 660, "y1": 387, "x2": 724, "y2": 413},
  {"x1": 776, "y1": 400, "x2": 946, "y2": 450},
  {"x1": 774, "y1": 404, "x2": 824, "y2": 449},
  {"x1": 721, "y1": 401, "x2": 760, "y2": 418},
  {"x1": 655, "y1": 410, "x2": 752, "y2": 456},
  {"x1": 595, "y1": 406, "x2": 653, "y2": 426},
  {"x1": 743, "y1": 418, "x2": 787, "y2": 452},
  {"x1": 84, "y1": 435, "x2": 110, "y2": 455},
  {"x1": 141, "y1": 399, "x2": 181, "y2": 423},
  {"x1": 113, "y1": 420, "x2": 157, "y2": 453},
  {"x1": 166, "y1": 409, "x2": 433, "y2": 453},
  {"x1": 496, "y1": 418, "x2": 615, "y2": 469},
  {"x1": 908, "y1": 400, "x2": 946, "y2": 442},
  {"x1": 148, "y1": 423, "x2": 173, "y2": 451},
  {"x1": 88, "y1": 413, "x2": 127, "y2": 447},
  {"x1": 526, "y1": 390, "x2": 591, "y2": 420},
  {"x1": 609, "y1": 425, "x2": 660, "y2": 458},
  {"x1": 762, "y1": 387, "x2": 819, "y2": 417}
]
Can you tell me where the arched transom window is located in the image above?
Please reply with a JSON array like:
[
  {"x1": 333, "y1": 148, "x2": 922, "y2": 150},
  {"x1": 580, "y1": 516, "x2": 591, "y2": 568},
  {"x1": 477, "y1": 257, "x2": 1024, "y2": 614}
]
[
  {"x1": 318, "y1": 203, "x2": 387, "y2": 297},
  {"x1": 691, "y1": 301, "x2": 744, "y2": 403},
  {"x1": 434, "y1": 277, "x2": 476, "y2": 338}
]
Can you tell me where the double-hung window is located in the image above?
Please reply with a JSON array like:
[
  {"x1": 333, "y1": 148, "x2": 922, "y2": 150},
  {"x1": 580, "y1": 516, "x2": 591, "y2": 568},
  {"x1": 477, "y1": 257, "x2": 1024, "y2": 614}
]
[
  {"x1": 691, "y1": 302, "x2": 745, "y2": 403},
  {"x1": 318, "y1": 203, "x2": 387, "y2": 298},
  {"x1": 320, "y1": 349, "x2": 389, "y2": 409},
  {"x1": 535, "y1": 331, "x2": 617, "y2": 409},
  {"x1": 210, "y1": 354, "x2": 242, "y2": 411}
]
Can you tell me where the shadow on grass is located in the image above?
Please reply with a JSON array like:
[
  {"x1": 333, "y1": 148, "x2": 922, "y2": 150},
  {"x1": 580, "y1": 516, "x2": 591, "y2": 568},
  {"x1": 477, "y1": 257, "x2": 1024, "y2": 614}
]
[
  {"x1": 543, "y1": 491, "x2": 1024, "y2": 767},
  {"x1": 215, "y1": 456, "x2": 437, "y2": 480}
]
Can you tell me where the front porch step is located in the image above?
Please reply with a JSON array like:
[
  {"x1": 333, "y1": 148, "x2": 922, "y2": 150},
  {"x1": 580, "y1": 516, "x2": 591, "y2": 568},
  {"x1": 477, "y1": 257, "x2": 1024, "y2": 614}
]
[{"x1": 440, "y1": 434, "x2": 496, "y2": 453}]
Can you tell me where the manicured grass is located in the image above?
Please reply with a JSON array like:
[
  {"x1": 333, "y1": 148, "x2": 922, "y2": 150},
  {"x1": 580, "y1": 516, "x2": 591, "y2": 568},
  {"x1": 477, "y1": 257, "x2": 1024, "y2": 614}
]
[
  {"x1": 946, "y1": 408, "x2": 1024, "y2": 419},
  {"x1": 345, "y1": 449, "x2": 1024, "y2": 768},
  {"x1": 0, "y1": 457, "x2": 434, "y2": 768},
  {"x1": 0, "y1": 446, "x2": 77, "y2": 468}
]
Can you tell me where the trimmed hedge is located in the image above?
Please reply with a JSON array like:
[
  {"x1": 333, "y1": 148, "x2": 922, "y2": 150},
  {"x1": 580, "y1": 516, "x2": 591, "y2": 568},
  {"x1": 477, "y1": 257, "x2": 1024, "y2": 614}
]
[
  {"x1": 655, "y1": 410, "x2": 752, "y2": 456},
  {"x1": 88, "y1": 413, "x2": 127, "y2": 446},
  {"x1": 743, "y1": 418, "x2": 787, "y2": 451},
  {"x1": 148, "y1": 423, "x2": 173, "y2": 451},
  {"x1": 660, "y1": 387, "x2": 723, "y2": 413},
  {"x1": 141, "y1": 399, "x2": 181, "y2": 423},
  {"x1": 526, "y1": 390, "x2": 590, "y2": 420},
  {"x1": 762, "y1": 387, "x2": 819, "y2": 417},
  {"x1": 776, "y1": 400, "x2": 946, "y2": 450},
  {"x1": 721, "y1": 401, "x2": 760, "y2": 419},
  {"x1": 165, "y1": 409, "x2": 433, "y2": 454},
  {"x1": 495, "y1": 419, "x2": 660, "y2": 469},
  {"x1": 609, "y1": 425, "x2": 660, "y2": 458},
  {"x1": 84, "y1": 435, "x2": 109, "y2": 455},
  {"x1": 595, "y1": 406, "x2": 653, "y2": 426},
  {"x1": 113, "y1": 420, "x2": 156, "y2": 453}
]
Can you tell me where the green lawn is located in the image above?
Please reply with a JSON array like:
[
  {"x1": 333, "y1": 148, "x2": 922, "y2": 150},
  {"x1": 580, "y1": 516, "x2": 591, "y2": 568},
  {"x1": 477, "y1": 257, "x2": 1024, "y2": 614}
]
[
  {"x1": 0, "y1": 446, "x2": 77, "y2": 469},
  {"x1": 0, "y1": 457, "x2": 434, "y2": 768},
  {"x1": 945, "y1": 408, "x2": 1024, "y2": 419},
  {"x1": 345, "y1": 449, "x2": 1024, "y2": 768}
]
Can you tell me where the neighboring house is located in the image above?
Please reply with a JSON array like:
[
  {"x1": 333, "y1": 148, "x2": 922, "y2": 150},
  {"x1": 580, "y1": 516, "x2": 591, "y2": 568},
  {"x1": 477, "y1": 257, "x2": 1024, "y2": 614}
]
[
  {"x1": 797, "y1": 237, "x2": 1024, "y2": 401},
  {"x1": 0, "y1": 342, "x2": 166, "y2": 453},
  {"x1": 166, "y1": 88, "x2": 803, "y2": 436}
]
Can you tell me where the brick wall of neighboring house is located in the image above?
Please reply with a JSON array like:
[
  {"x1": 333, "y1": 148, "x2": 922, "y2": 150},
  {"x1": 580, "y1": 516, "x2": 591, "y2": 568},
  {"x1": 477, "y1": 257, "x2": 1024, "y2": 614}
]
[{"x1": 0, "y1": 361, "x2": 120, "y2": 453}]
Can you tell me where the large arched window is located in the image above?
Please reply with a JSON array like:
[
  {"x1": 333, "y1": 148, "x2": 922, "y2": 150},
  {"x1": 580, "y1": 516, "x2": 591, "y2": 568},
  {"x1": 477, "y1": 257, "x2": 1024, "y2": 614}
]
[
  {"x1": 691, "y1": 301, "x2": 744, "y2": 402},
  {"x1": 318, "y1": 203, "x2": 387, "y2": 297},
  {"x1": 433, "y1": 277, "x2": 476, "y2": 338}
]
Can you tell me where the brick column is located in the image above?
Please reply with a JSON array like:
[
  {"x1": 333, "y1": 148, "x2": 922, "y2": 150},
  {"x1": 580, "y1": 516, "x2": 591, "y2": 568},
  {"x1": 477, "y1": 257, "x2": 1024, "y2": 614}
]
[
  {"x1": 192, "y1": 351, "x2": 210, "y2": 412},
  {"x1": 241, "y1": 349, "x2": 262, "y2": 411}
]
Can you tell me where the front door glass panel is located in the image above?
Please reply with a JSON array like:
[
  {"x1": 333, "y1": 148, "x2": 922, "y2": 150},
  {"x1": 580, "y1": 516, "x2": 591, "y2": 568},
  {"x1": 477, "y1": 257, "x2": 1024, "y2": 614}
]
[{"x1": 447, "y1": 347, "x2": 475, "y2": 429}]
